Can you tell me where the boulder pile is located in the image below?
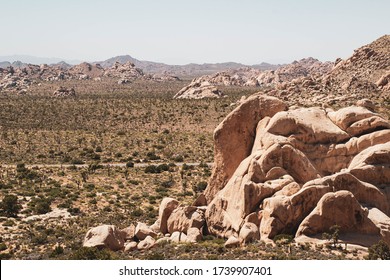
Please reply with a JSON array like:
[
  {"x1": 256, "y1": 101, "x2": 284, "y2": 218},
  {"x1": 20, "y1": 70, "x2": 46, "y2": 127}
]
[
  {"x1": 53, "y1": 86, "x2": 76, "y2": 97},
  {"x1": 174, "y1": 81, "x2": 224, "y2": 99}
]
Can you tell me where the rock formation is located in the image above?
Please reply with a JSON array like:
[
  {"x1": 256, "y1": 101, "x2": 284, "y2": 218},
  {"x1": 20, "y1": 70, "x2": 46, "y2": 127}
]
[
  {"x1": 53, "y1": 86, "x2": 76, "y2": 97},
  {"x1": 0, "y1": 61, "x2": 180, "y2": 94},
  {"x1": 202, "y1": 94, "x2": 390, "y2": 247},
  {"x1": 174, "y1": 81, "x2": 224, "y2": 99}
]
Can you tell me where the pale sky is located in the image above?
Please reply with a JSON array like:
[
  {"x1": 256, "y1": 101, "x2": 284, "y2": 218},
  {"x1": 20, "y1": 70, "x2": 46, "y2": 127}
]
[{"x1": 1, "y1": 0, "x2": 389, "y2": 64}]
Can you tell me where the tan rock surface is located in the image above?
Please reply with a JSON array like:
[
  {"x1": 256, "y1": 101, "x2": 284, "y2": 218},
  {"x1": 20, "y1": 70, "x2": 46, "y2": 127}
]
[
  {"x1": 137, "y1": 236, "x2": 156, "y2": 250},
  {"x1": 83, "y1": 225, "x2": 125, "y2": 251},
  {"x1": 167, "y1": 206, "x2": 205, "y2": 234},
  {"x1": 239, "y1": 222, "x2": 260, "y2": 244},
  {"x1": 296, "y1": 191, "x2": 379, "y2": 237},
  {"x1": 186, "y1": 227, "x2": 203, "y2": 243},
  {"x1": 203, "y1": 94, "x2": 287, "y2": 204},
  {"x1": 158, "y1": 197, "x2": 179, "y2": 234},
  {"x1": 135, "y1": 222, "x2": 157, "y2": 240},
  {"x1": 174, "y1": 81, "x2": 224, "y2": 99},
  {"x1": 121, "y1": 224, "x2": 135, "y2": 241}
]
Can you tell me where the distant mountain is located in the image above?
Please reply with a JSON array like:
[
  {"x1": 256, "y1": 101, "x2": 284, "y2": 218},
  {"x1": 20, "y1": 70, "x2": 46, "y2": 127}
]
[
  {"x1": 96, "y1": 55, "x2": 281, "y2": 77},
  {"x1": 0, "y1": 54, "x2": 282, "y2": 77},
  {"x1": 0, "y1": 61, "x2": 11, "y2": 68},
  {"x1": 0, "y1": 55, "x2": 82, "y2": 66}
]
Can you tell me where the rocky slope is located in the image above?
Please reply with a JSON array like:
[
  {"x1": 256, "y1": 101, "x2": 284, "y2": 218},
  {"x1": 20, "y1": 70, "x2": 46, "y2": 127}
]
[
  {"x1": 175, "y1": 35, "x2": 389, "y2": 102},
  {"x1": 266, "y1": 35, "x2": 390, "y2": 107},
  {"x1": 174, "y1": 58, "x2": 332, "y2": 99}
]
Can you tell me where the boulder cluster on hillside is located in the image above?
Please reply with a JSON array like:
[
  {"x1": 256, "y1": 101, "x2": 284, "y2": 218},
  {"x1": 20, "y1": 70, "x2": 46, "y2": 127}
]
[
  {"x1": 174, "y1": 35, "x2": 389, "y2": 100},
  {"x1": 0, "y1": 61, "x2": 180, "y2": 94}
]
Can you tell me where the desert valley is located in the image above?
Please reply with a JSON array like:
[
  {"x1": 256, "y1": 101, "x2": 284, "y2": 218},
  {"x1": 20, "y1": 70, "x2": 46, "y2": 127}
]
[{"x1": 0, "y1": 35, "x2": 389, "y2": 260}]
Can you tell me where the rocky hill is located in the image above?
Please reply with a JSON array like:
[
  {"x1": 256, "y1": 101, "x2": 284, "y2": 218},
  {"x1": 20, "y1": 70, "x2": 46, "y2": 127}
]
[
  {"x1": 96, "y1": 55, "x2": 280, "y2": 77},
  {"x1": 174, "y1": 58, "x2": 332, "y2": 99},
  {"x1": 324, "y1": 34, "x2": 390, "y2": 92},
  {"x1": 0, "y1": 61, "x2": 179, "y2": 94}
]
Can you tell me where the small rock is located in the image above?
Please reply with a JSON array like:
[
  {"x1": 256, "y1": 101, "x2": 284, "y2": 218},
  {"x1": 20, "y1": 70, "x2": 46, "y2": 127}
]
[
  {"x1": 137, "y1": 236, "x2": 156, "y2": 250},
  {"x1": 224, "y1": 236, "x2": 240, "y2": 248},
  {"x1": 124, "y1": 241, "x2": 138, "y2": 252}
]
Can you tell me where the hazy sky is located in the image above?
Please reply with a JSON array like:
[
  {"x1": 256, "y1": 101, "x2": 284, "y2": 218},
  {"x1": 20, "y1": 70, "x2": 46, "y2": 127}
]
[{"x1": 1, "y1": 0, "x2": 389, "y2": 64}]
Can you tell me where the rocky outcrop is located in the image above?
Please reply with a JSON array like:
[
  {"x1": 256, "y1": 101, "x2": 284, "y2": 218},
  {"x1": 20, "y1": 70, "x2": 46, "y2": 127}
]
[
  {"x1": 53, "y1": 87, "x2": 76, "y2": 97},
  {"x1": 104, "y1": 61, "x2": 145, "y2": 81},
  {"x1": 203, "y1": 95, "x2": 390, "y2": 246},
  {"x1": 174, "y1": 81, "x2": 224, "y2": 99},
  {"x1": 69, "y1": 62, "x2": 104, "y2": 79},
  {"x1": 187, "y1": 227, "x2": 203, "y2": 243},
  {"x1": 202, "y1": 94, "x2": 288, "y2": 204},
  {"x1": 0, "y1": 60, "x2": 178, "y2": 94},
  {"x1": 257, "y1": 57, "x2": 332, "y2": 86}
]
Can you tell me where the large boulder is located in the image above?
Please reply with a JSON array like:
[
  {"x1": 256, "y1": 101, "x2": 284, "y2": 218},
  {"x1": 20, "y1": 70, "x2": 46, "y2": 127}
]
[
  {"x1": 296, "y1": 191, "x2": 379, "y2": 237},
  {"x1": 158, "y1": 197, "x2": 179, "y2": 234},
  {"x1": 83, "y1": 225, "x2": 125, "y2": 251},
  {"x1": 170, "y1": 231, "x2": 188, "y2": 243}
]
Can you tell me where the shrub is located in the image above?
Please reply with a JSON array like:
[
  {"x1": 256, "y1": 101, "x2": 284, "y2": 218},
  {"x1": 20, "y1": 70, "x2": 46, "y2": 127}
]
[
  {"x1": 145, "y1": 165, "x2": 157, "y2": 173},
  {"x1": 126, "y1": 161, "x2": 134, "y2": 168},
  {"x1": 157, "y1": 163, "x2": 169, "y2": 172},
  {"x1": 273, "y1": 234, "x2": 294, "y2": 244},
  {"x1": 70, "y1": 247, "x2": 114, "y2": 260},
  {"x1": 95, "y1": 146, "x2": 103, "y2": 153},
  {"x1": 49, "y1": 245, "x2": 64, "y2": 258},
  {"x1": 368, "y1": 241, "x2": 390, "y2": 260},
  {"x1": 173, "y1": 155, "x2": 184, "y2": 162},
  {"x1": 0, "y1": 243, "x2": 7, "y2": 251},
  {"x1": 34, "y1": 199, "x2": 52, "y2": 215},
  {"x1": 146, "y1": 152, "x2": 160, "y2": 160},
  {"x1": 71, "y1": 159, "x2": 85, "y2": 165},
  {"x1": 161, "y1": 180, "x2": 174, "y2": 188},
  {"x1": 31, "y1": 232, "x2": 48, "y2": 245},
  {"x1": 322, "y1": 225, "x2": 340, "y2": 247},
  {"x1": 1, "y1": 195, "x2": 21, "y2": 217},
  {"x1": 196, "y1": 181, "x2": 208, "y2": 192}
]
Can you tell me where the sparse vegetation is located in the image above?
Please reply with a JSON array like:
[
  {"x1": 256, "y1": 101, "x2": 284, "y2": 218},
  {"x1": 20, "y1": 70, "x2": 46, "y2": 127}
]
[{"x1": 0, "y1": 80, "x2": 386, "y2": 260}]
